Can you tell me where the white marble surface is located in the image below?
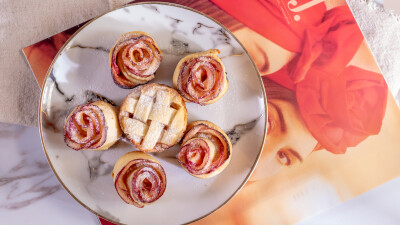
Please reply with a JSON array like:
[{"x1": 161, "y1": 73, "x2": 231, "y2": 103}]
[
  {"x1": 0, "y1": 123, "x2": 98, "y2": 225},
  {"x1": 384, "y1": 0, "x2": 400, "y2": 14}
]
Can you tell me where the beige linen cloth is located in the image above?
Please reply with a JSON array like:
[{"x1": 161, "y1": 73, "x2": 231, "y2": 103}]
[{"x1": 0, "y1": 0, "x2": 399, "y2": 127}]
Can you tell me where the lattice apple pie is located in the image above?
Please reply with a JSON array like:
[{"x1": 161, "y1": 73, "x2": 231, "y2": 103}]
[{"x1": 119, "y1": 83, "x2": 188, "y2": 152}]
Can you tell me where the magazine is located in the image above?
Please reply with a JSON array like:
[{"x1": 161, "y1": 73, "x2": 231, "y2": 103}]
[{"x1": 23, "y1": 0, "x2": 400, "y2": 224}]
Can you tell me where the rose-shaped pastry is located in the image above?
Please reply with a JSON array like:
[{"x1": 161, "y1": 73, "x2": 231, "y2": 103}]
[
  {"x1": 119, "y1": 83, "x2": 188, "y2": 152},
  {"x1": 177, "y1": 121, "x2": 232, "y2": 178},
  {"x1": 112, "y1": 151, "x2": 167, "y2": 208},
  {"x1": 172, "y1": 49, "x2": 228, "y2": 105},
  {"x1": 64, "y1": 101, "x2": 122, "y2": 151},
  {"x1": 109, "y1": 31, "x2": 162, "y2": 88}
]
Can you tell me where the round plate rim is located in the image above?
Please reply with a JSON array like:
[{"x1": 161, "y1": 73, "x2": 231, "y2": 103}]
[{"x1": 38, "y1": 2, "x2": 268, "y2": 224}]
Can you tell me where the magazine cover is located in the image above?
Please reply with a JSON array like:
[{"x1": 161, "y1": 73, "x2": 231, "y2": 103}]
[{"x1": 23, "y1": 0, "x2": 400, "y2": 224}]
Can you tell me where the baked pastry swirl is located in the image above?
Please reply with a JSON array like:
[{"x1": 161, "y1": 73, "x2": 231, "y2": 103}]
[
  {"x1": 119, "y1": 83, "x2": 188, "y2": 152},
  {"x1": 112, "y1": 151, "x2": 167, "y2": 208},
  {"x1": 110, "y1": 31, "x2": 162, "y2": 88},
  {"x1": 177, "y1": 121, "x2": 232, "y2": 178},
  {"x1": 64, "y1": 101, "x2": 122, "y2": 151},
  {"x1": 173, "y1": 49, "x2": 228, "y2": 105}
]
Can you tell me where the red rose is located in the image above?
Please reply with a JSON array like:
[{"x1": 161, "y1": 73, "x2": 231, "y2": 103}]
[{"x1": 296, "y1": 66, "x2": 388, "y2": 154}]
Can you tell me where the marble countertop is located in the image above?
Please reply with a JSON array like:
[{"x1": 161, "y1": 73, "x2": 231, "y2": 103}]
[{"x1": 0, "y1": 123, "x2": 99, "y2": 225}]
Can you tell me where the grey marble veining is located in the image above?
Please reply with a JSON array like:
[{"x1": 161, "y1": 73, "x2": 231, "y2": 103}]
[
  {"x1": 142, "y1": 4, "x2": 160, "y2": 13},
  {"x1": 69, "y1": 44, "x2": 110, "y2": 53},
  {"x1": 85, "y1": 90, "x2": 116, "y2": 106},
  {"x1": 49, "y1": 70, "x2": 75, "y2": 102},
  {"x1": 0, "y1": 123, "x2": 98, "y2": 224},
  {"x1": 226, "y1": 115, "x2": 262, "y2": 145},
  {"x1": 0, "y1": 124, "x2": 61, "y2": 210},
  {"x1": 59, "y1": 4, "x2": 243, "y2": 61}
]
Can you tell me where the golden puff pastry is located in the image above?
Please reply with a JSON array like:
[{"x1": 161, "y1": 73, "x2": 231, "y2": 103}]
[
  {"x1": 112, "y1": 151, "x2": 167, "y2": 208},
  {"x1": 64, "y1": 101, "x2": 122, "y2": 151},
  {"x1": 177, "y1": 120, "x2": 232, "y2": 178},
  {"x1": 173, "y1": 49, "x2": 228, "y2": 105},
  {"x1": 110, "y1": 31, "x2": 162, "y2": 88},
  {"x1": 119, "y1": 83, "x2": 188, "y2": 152}
]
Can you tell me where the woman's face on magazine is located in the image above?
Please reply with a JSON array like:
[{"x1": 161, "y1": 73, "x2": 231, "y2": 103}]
[
  {"x1": 234, "y1": 27, "x2": 317, "y2": 180},
  {"x1": 251, "y1": 99, "x2": 318, "y2": 181},
  {"x1": 234, "y1": 27, "x2": 295, "y2": 75}
]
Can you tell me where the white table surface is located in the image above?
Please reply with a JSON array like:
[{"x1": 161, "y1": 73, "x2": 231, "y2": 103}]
[
  {"x1": 384, "y1": 0, "x2": 400, "y2": 14},
  {"x1": 0, "y1": 123, "x2": 99, "y2": 225},
  {"x1": 1, "y1": 0, "x2": 399, "y2": 224}
]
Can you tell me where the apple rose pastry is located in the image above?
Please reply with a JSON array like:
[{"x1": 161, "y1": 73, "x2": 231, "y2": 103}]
[
  {"x1": 64, "y1": 101, "x2": 122, "y2": 151},
  {"x1": 119, "y1": 83, "x2": 188, "y2": 152},
  {"x1": 110, "y1": 31, "x2": 162, "y2": 88},
  {"x1": 173, "y1": 49, "x2": 228, "y2": 105},
  {"x1": 112, "y1": 151, "x2": 167, "y2": 208},
  {"x1": 177, "y1": 121, "x2": 232, "y2": 178}
]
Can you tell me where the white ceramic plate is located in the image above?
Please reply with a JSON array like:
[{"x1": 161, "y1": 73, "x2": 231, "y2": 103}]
[{"x1": 39, "y1": 3, "x2": 266, "y2": 225}]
